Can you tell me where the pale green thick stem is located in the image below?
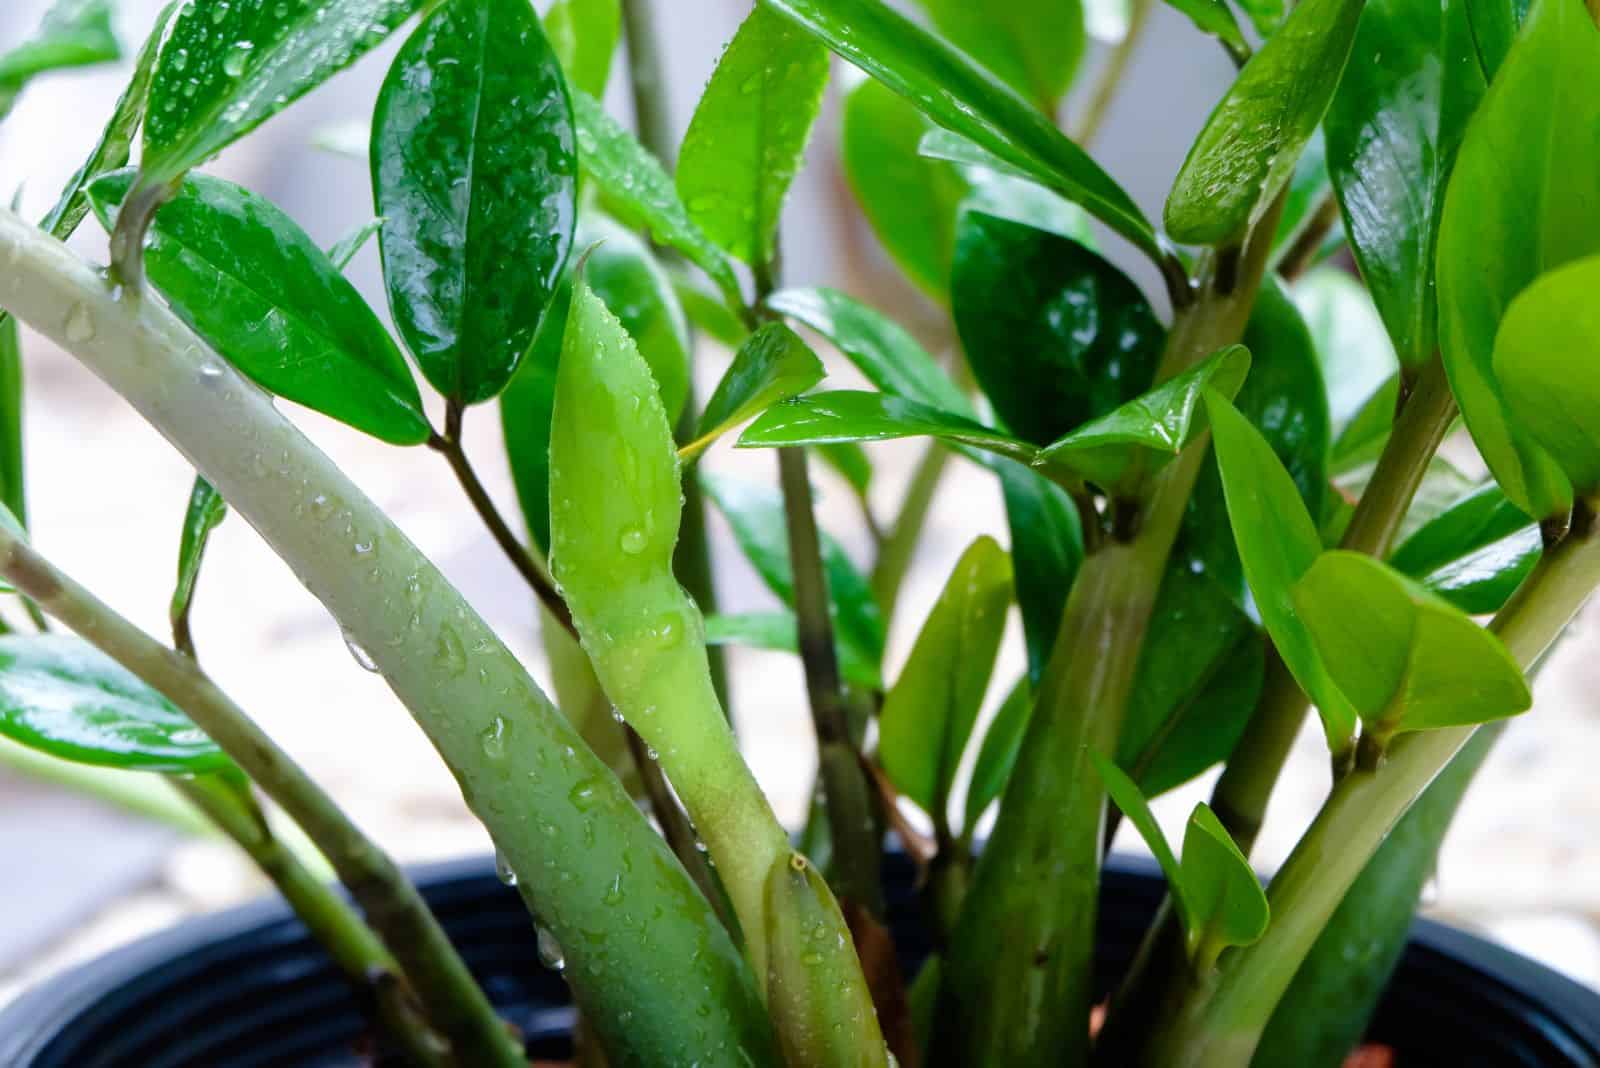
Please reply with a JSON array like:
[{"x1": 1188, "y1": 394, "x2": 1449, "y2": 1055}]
[
  {"x1": 1148, "y1": 527, "x2": 1600, "y2": 1067},
  {"x1": 174, "y1": 776, "x2": 449, "y2": 1068},
  {"x1": 0, "y1": 207, "x2": 771, "y2": 1067},
  {"x1": 932, "y1": 220, "x2": 1279, "y2": 1066}
]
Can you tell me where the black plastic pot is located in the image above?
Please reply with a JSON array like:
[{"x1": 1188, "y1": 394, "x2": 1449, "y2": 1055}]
[{"x1": 3, "y1": 851, "x2": 1598, "y2": 1066}]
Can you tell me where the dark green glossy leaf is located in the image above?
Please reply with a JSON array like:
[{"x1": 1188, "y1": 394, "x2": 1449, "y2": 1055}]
[
  {"x1": 766, "y1": 286, "x2": 972, "y2": 416},
  {"x1": 572, "y1": 90, "x2": 743, "y2": 308},
  {"x1": 0, "y1": 312, "x2": 24, "y2": 529},
  {"x1": 922, "y1": 133, "x2": 1099, "y2": 246},
  {"x1": 687, "y1": 323, "x2": 826, "y2": 461},
  {"x1": 997, "y1": 458, "x2": 1082, "y2": 687},
  {"x1": 1464, "y1": 0, "x2": 1526, "y2": 77},
  {"x1": 1164, "y1": 0, "x2": 1364, "y2": 245},
  {"x1": 326, "y1": 218, "x2": 382, "y2": 272},
  {"x1": 1292, "y1": 550, "x2": 1531, "y2": 736},
  {"x1": 0, "y1": 635, "x2": 229, "y2": 773},
  {"x1": 910, "y1": 0, "x2": 1085, "y2": 112},
  {"x1": 372, "y1": 0, "x2": 576, "y2": 406},
  {"x1": 1292, "y1": 267, "x2": 1398, "y2": 436},
  {"x1": 677, "y1": 5, "x2": 829, "y2": 265},
  {"x1": 1436, "y1": 0, "x2": 1600, "y2": 519},
  {"x1": 580, "y1": 214, "x2": 691, "y2": 422},
  {"x1": 879, "y1": 536, "x2": 1011, "y2": 815},
  {"x1": 170, "y1": 475, "x2": 227, "y2": 629},
  {"x1": 1119, "y1": 566, "x2": 1264, "y2": 797},
  {"x1": 1038, "y1": 345, "x2": 1250, "y2": 494},
  {"x1": 702, "y1": 473, "x2": 886, "y2": 663},
  {"x1": 545, "y1": 0, "x2": 619, "y2": 97},
  {"x1": 499, "y1": 277, "x2": 572, "y2": 556},
  {"x1": 761, "y1": 0, "x2": 1162, "y2": 261},
  {"x1": 964, "y1": 674, "x2": 1030, "y2": 829},
  {"x1": 141, "y1": 0, "x2": 425, "y2": 186},
  {"x1": 1206, "y1": 389, "x2": 1357, "y2": 752},
  {"x1": 1179, "y1": 804, "x2": 1269, "y2": 956},
  {"x1": 842, "y1": 77, "x2": 972, "y2": 300},
  {"x1": 702, "y1": 611, "x2": 882, "y2": 691},
  {"x1": 88, "y1": 170, "x2": 429, "y2": 445},
  {"x1": 1495, "y1": 256, "x2": 1600, "y2": 498},
  {"x1": 952, "y1": 210, "x2": 1163, "y2": 445},
  {"x1": 1389, "y1": 484, "x2": 1539, "y2": 615},
  {"x1": 737, "y1": 390, "x2": 1040, "y2": 469},
  {"x1": 1324, "y1": 0, "x2": 1486, "y2": 368},
  {"x1": 0, "y1": 0, "x2": 119, "y2": 116}
]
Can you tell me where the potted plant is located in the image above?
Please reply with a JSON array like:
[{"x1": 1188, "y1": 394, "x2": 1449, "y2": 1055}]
[{"x1": 1, "y1": 0, "x2": 1599, "y2": 1063}]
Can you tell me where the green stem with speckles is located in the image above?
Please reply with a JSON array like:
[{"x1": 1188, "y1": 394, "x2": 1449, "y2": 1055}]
[{"x1": 0, "y1": 205, "x2": 774, "y2": 1067}]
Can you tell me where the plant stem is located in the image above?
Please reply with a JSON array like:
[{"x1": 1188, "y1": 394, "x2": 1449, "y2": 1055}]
[
  {"x1": 1073, "y1": 0, "x2": 1156, "y2": 147},
  {"x1": 620, "y1": 0, "x2": 676, "y2": 168},
  {"x1": 931, "y1": 212, "x2": 1282, "y2": 1066},
  {"x1": 1274, "y1": 192, "x2": 1341, "y2": 283},
  {"x1": 0, "y1": 206, "x2": 771, "y2": 1065},
  {"x1": 1145, "y1": 514, "x2": 1600, "y2": 1066},
  {"x1": 430, "y1": 401, "x2": 573, "y2": 636},
  {"x1": 778, "y1": 446, "x2": 886, "y2": 917},
  {"x1": 174, "y1": 775, "x2": 450, "y2": 1068},
  {"x1": 869, "y1": 442, "x2": 950, "y2": 624},
  {"x1": 0, "y1": 532, "x2": 522, "y2": 1068}
]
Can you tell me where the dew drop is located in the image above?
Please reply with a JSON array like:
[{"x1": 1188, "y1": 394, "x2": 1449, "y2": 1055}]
[
  {"x1": 342, "y1": 629, "x2": 379, "y2": 673},
  {"x1": 536, "y1": 925, "x2": 566, "y2": 971},
  {"x1": 435, "y1": 624, "x2": 467, "y2": 676},
  {"x1": 494, "y1": 849, "x2": 518, "y2": 886},
  {"x1": 223, "y1": 42, "x2": 253, "y2": 78},
  {"x1": 479, "y1": 715, "x2": 509, "y2": 760},
  {"x1": 569, "y1": 776, "x2": 600, "y2": 812},
  {"x1": 618, "y1": 526, "x2": 646, "y2": 555},
  {"x1": 308, "y1": 493, "x2": 335, "y2": 521}
]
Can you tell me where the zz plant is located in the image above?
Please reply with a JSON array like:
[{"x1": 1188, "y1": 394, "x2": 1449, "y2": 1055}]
[{"x1": 0, "y1": 0, "x2": 1595, "y2": 1063}]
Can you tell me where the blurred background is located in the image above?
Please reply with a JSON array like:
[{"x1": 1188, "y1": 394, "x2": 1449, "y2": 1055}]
[{"x1": 3, "y1": 0, "x2": 1600, "y2": 1011}]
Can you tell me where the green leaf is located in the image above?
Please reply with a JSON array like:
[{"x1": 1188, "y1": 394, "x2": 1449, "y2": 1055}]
[
  {"x1": 952, "y1": 210, "x2": 1164, "y2": 445},
  {"x1": 579, "y1": 214, "x2": 692, "y2": 422},
  {"x1": 677, "y1": 5, "x2": 829, "y2": 266},
  {"x1": 761, "y1": 0, "x2": 1162, "y2": 262},
  {"x1": 0, "y1": 635, "x2": 230, "y2": 773},
  {"x1": 1094, "y1": 752, "x2": 1186, "y2": 911},
  {"x1": 1179, "y1": 804, "x2": 1269, "y2": 956},
  {"x1": 879, "y1": 537, "x2": 1011, "y2": 816},
  {"x1": 1331, "y1": 453, "x2": 1480, "y2": 550},
  {"x1": 687, "y1": 323, "x2": 826, "y2": 461},
  {"x1": 572, "y1": 90, "x2": 743, "y2": 308},
  {"x1": 1164, "y1": 0, "x2": 1365, "y2": 245},
  {"x1": 702, "y1": 611, "x2": 882, "y2": 691},
  {"x1": 920, "y1": 130, "x2": 1101, "y2": 245},
  {"x1": 0, "y1": 0, "x2": 119, "y2": 116},
  {"x1": 1037, "y1": 345, "x2": 1251, "y2": 494},
  {"x1": 88, "y1": 170, "x2": 429, "y2": 445},
  {"x1": 140, "y1": 0, "x2": 425, "y2": 187},
  {"x1": 819, "y1": 442, "x2": 873, "y2": 498},
  {"x1": 544, "y1": 0, "x2": 619, "y2": 97},
  {"x1": 1159, "y1": 0, "x2": 1247, "y2": 58},
  {"x1": 671, "y1": 270, "x2": 749, "y2": 348},
  {"x1": 0, "y1": 312, "x2": 24, "y2": 529},
  {"x1": 1325, "y1": 0, "x2": 1489, "y2": 368},
  {"x1": 169, "y1": 475, "x2": 228, "y2": 630},
  {"x1": 1494, "y1": 256, "x2": 1600, "y2": 498},
  {"x1": 910, "y1": 0, "x2": 1086, "y2": 113},
  {"x1": 766, "y1": 286, "x2": 973, "y2": 416},
  {"x1": 1389, "y1": 484, "x2": 1539, "y2": 615},
  {"x1": 1292, "y1": 550, "x2": 1531, "y2": 737},
  {"x1": 326, "y1": 218, "x2": 383, "y2": 272},
  {"x1": 964, "y1": 674, "x2": 1030, "y2": 829},
  {"x1": 372, "y1": 0, "x2": 576, "y2": 406},
  {"x1": 1269, "y1": 130, "x2": 1339, "y2": 266},
  {"x1": 500, "y1": 276, "x2": 571, "y2": 557},
  {"x1": 1205, "y1": 389, "x2": 1357, "y2": 753},
  {"x1": 1234, "y1": 0, "x2": 1287, "y2": 34},
  {"x1": 1292, "y1": 266, "x2": 1398, "y2": 436},
  {"x1": 1119, "y1": 565, "x2": 1264, "y2": 796},
  {"x1": 1328, "y1": 372, "x2": 1400, "y2": 478},
  {"x1": 842, "y1": 76, "x2": 972, "y2": 300},
  {"x1": 737, "y1": 390, "x2": 1040, "y2": 469},
  {"x1": 701, "y1": 473, "x2": 886, "y2": 664},
  {"x1": 997, "y1": 459, "x2": 1082, "y2": 687},
  {"x1": 1436, "y1": 0, "x2": 1600, "y2": 520}
]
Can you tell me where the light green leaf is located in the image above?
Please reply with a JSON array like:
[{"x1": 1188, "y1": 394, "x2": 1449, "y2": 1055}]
[
  {"x1": 910, "y1": 0, "x2": 1086, "y2": 113},
  {"x1": 0, "y1": 0, "x2": 119, "y2": 117},
  {"x1": 169, "y1": 475, "x2": 227, "y2": 636},
  {"x1": 671, "y1": 269, "x2": 749, "y2": 348},
  {"x1": 819, "y1": 442, "x2": 873, "y2": 498},
  {"x1": 500, "y1": 276, "x2": 572, "y2": 557},
  {"x1": 140, "y1": 0, "x2": 425, "y2": 187},
  {"x1": 326, "y1": 218, "x2": 383, "y2": 272},
  {"x1": 372, "y1": 0, "x2": 576, "y2": 405},
  {"x1": 1292, "y1": 550, "x2": 1531, "y2": 737},
  {"x1": 580, "y1": 214, "x2": 692, "y2": 422},
  {"x1": 1292, "y1": 266, "x2": 1399, "y2": 436},
  {"x1": 702, "y1": 612, "x2": 882, "y2": 691},
  {"x1": 0, "y1": 310, "x2": 24, "y2": 529},
  {"x1": 1205, "y1": 389, "x2": 1357, "y2": 753},
  {"x1": 879, "y1": 537, "x2": 1012, "y2": 816},
  {"x1": 572, "y1": 90, "x2": 743, "y2": 308},
  {"x1": 687, "y1": 323, "x2": 826, "y2": 461},
  {"x1": 677, "y1": 4, "x2": 830, "y2": 265},
  {"x1": 0, "y1": 635, "x2": 230, "y2": 773},
  {"x1": 1161, "y1": 0, "x2": 1247, "y2": 58},
  {"x1": 544, "y1": 0, "x2": 620, "y2": 97},
  {"x1": 1436, "y1": 0, "x2": 1600, "y2": 519},
  {"x1": 1164, "y1": 0, "x2": 1365, "y2": 245},
  {"x1": 1234, "y1": 0, "x2": 1287, "y2": 34},
  {"x1": 1095, "y1": 752, "x2": 1186, "y2": 914},
  {"x1": 762, "y1": 0, "x2": 1163, "y2": 263},
  {"x1": 1179, "y1": 804, "x2": 1269, "y2": 957}
]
